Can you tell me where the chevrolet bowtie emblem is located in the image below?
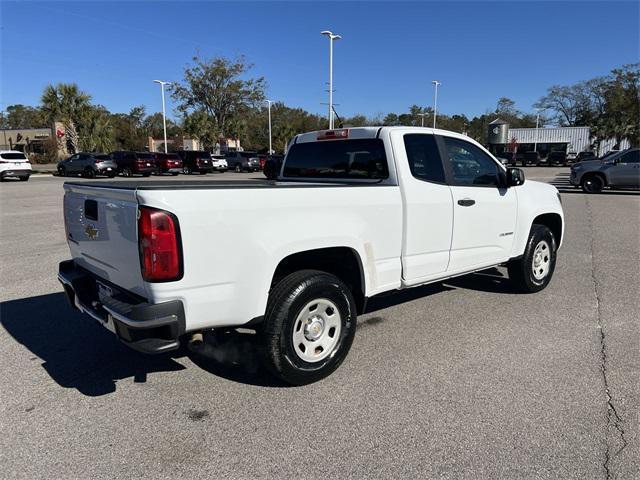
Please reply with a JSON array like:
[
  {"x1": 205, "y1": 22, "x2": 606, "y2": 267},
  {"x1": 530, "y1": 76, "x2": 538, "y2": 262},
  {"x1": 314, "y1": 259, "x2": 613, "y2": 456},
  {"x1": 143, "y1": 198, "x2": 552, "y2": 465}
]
[{"x1": 85, "y1": 224, "x2": 99, "y2": 240}]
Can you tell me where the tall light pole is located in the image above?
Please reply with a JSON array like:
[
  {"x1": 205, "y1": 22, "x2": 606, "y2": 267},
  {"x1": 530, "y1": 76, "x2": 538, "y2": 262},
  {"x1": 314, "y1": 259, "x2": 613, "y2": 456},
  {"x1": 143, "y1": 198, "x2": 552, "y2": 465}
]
[
  {"x1": 534, "y1": 108, "x2": 541, "y2": 153},
  {"x1": 265, "y1": 100, "x2": 273, "y2": 155},
  {"x1": 432, "y1": 80, "x2": 441, "y2": 128},
  {"x1": 321, "y1": 30, "x2": 341, "y2": 129},
  {"x1": 153, "y1": 80, "x2": 171, "y2": 153},
  {"x1": 417, "y1": 113, "x2": 427, "y2": 127}
]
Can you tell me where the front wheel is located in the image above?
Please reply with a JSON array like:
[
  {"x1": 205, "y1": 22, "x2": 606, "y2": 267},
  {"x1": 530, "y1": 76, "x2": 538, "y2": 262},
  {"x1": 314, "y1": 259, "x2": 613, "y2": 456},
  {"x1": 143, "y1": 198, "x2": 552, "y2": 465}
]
[
  {"x1": 235, "y1": 164, "x2": 242, "y2": 173},
  {"x1": 183, "y1": 166, "x2": 192, "y2": 175},
  {"x1": 508, "y1": 224, "x2": 557, "y2": 293},
  {"x1": 121, "y1": 167, "x2": 133, "y2": 177},
  {"x1": 581, "y1": 174, "x2": 604, "y2": 193},
  {"x1": 261, "y1": 270, "x2": 357, "y2": 385}
]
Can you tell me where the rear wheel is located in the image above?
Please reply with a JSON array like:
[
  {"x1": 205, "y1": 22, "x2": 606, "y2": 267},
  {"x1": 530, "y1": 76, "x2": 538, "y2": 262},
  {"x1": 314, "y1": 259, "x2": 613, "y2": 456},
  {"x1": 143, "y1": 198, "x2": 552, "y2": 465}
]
[
  {"x1": 83, "y1": 167, "x2": 95, "y2": 179},
  {"x1": 59, "y1": 166, "x2": 67, "y2": 177},
  {"x1": 121, "y1": 167, "x2": 133, "y2": 177},
  {"x1": 142, "y1": 172, "x2": 151, "y2": 177},
  {"x1": 199, "y1": 171, "x2": 207, "y2": 175},
  {"x1": 581, "y1": 174, "x2": 604, "y2": 193},
  {"x1": 261, "y1": 270, "x2": 357, "y2": 385},
  {"x1": 508, "y1": 224, "x2": 557, "y2": 293},
  {"x1": 183, "y1": 166, "x2": 192, "y2": 175},
  {"x1": 19, "y1": 176, "x2": 29, "y2": 182},
  {"x1": 235, "y1": 164, "x2": 242, "y2": 173},
  {"x1": 172, "y1": 172, "x2": 179, "y2": 176}
]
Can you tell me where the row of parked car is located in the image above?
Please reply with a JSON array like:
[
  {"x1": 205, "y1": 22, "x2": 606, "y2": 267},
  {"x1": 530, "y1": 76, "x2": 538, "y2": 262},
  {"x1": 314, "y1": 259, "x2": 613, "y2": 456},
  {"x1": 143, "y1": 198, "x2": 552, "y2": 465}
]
[
  {"x1": 56, "y1": 150, "x2": 284, "y2": 178},
  {"x1": 497, "y1": 150, "x2": 597, "y2": 167}
]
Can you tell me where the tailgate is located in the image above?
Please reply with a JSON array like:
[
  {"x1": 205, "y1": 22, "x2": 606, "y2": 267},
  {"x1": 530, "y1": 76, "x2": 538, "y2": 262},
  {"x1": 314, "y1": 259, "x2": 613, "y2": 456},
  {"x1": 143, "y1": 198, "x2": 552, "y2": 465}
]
[{"x1": 63, "y1": 183, "x2": 146, "y2": 296}]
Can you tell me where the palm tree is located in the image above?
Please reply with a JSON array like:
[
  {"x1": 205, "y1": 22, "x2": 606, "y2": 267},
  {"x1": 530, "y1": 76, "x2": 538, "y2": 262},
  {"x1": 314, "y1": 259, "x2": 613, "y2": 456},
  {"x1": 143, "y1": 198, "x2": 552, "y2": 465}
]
[
  {"x1": 79, "y1": 108, "x2": 114, "y2": 152},
  {"x1": 41, "y1": 83, "x2": 91, "y2": 153}
]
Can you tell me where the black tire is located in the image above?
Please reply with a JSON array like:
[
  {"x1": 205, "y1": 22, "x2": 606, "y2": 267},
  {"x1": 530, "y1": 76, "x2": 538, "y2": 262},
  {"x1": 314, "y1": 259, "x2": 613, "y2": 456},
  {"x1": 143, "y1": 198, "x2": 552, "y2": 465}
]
[
  {"x1": 172, "y1": 172, "x2": 179, "y2": 176},
  {"x1": 183, "y1": 166, "x2": 192, "y2": 175},
  {"x1": 199, "y1": 171, "x2": 207, "y2": 175},
  {"x1": 121, "y1": 167, "x2": 132, "y2": 177},
  {"x1": 508, "y1": 224, "x2": 557, "y2": 293},
  {"x1": 59, "y1": 167, "x2": 67, "y2": 177},
  {"x1": 235, "y1": 164, "x2": 242, "y2": 173},
  {"x1": 261, "y1": 270, "x2": 357, "y2": 385},
  {"x1": 19, "y1": 176, "x2": 29, "y2": 182},
  {"x1": 581, "y1": 174, "x2": 604, "y2": 193},
  {"x1": 83, "y1": 168, "x2": 95, "y2": 179},
  {"x1": 142, "y1": 172, "x2": 151, "y2": 177},
  {"x1": 107, "y1": 173, "x2": 116, "y2": 178}
]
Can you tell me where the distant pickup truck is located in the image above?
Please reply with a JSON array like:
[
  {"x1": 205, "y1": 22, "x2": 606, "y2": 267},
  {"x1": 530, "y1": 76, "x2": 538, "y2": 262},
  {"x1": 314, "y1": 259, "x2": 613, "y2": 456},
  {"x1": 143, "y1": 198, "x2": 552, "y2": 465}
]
[{"x1": 58, "y1": 127, "x2": 564, "y2": 385}]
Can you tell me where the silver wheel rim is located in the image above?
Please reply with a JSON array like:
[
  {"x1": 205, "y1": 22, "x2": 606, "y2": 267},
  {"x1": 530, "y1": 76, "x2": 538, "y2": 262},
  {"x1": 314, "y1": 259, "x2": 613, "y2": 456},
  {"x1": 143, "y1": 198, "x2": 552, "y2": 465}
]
[
  {"x1": 532, "y1": 240, "x2": 551, "y2": 281},
  {"x1": 292, "y1": 298, "x2": 341, "y2": 363}
]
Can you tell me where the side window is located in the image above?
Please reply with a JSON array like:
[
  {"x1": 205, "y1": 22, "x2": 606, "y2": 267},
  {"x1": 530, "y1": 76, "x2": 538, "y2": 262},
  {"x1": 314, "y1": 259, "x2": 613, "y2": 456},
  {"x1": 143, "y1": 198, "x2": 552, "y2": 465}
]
[
  {"x1": 442, "y1": 137, "x2": 501, "y2": 186},
  {"x1": 620, "y1": 151, "x2": 639, "y2": 164},
  {"x1": 403, "y1": 134, "x2": 445, "y2": 183}
]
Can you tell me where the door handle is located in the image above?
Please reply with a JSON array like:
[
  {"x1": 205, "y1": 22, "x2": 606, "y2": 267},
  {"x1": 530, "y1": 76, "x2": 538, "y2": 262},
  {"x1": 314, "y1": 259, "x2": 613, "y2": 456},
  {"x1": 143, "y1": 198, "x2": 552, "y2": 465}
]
[{"x1": 457, "y1": 198, "x2": 476, "y2": 207}]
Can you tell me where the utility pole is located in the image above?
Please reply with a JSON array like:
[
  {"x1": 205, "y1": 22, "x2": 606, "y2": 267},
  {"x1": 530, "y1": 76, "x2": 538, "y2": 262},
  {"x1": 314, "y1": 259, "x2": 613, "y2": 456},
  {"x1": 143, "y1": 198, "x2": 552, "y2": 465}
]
[
  {"x1": 153, "y1": 80, "x2": 171, "y2": 153},
  {"x1": 321, "y1": 30, "x2": 341, "y2": 129},
  {"x1": 266, "y1": 100, "x2": 273, "y2": 154},
  {"x1": 432, "y1": 80, "x2": 441, "y2": 128}
]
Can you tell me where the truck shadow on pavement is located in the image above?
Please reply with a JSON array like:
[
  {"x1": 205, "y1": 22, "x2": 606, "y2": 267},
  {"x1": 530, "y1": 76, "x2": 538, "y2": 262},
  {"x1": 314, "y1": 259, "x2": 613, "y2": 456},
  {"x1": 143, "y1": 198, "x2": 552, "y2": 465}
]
[
  {"x1": 1, "y1": 269, "x2": 514, "y2": 394},
  {"x1": 0, "y1": 292, "x2": 187, "y2": 397}
]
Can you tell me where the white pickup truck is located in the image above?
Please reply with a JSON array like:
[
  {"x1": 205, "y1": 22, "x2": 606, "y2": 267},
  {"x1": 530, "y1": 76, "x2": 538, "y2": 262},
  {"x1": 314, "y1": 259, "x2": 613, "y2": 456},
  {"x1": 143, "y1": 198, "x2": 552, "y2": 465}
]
[{"x1": 58, "y1": 127, "x2": 564, "y2": 384}]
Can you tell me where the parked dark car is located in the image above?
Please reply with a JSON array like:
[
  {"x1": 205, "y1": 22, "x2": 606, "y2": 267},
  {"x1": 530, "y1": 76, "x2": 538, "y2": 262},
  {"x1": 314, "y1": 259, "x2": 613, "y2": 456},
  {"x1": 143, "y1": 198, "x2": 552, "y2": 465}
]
[
  {"x1": 548, "y1": 151, "x2": 567, "y2": 166},
  {"x1": 110, "y1": 151, "x2": 156, "y2": 177},
  {"x1": 175, "y1": 150, "x2": 213, "y2": 174},
  {"x1": 522, "y1": 151, "x2": 540, "y2": 166},
  {"x1": 224, "y1": 151, "x2": 260, "y2": 172},
  {"x1": 57, "y1": 152, "x2": 117, "y2": 178},
  {"x1": 153, "y1": 152, "x2": 183, "y2": 175},
  {"x1": 263, "y1": 155, "x2": 285, "y2": 179},
  {"x1": 576, "y1": 151, "x2": 596, "y2": 162},
  {"x1": 497, "y1": 151, "x2": 516, "y2": 166}
]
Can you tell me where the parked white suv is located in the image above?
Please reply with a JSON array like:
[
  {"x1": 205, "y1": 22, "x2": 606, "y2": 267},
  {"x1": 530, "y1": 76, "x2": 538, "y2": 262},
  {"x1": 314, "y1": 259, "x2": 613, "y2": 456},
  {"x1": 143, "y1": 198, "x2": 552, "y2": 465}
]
[
  {"x1": 0, "y1": 150, "x2": 32, "y2": 181},
  {"x1": 58, "y1": 127, "x2": 563, "y2": 384},
  {"x1": 210, "y1": 154, "x2": 228, "y2": 172}
]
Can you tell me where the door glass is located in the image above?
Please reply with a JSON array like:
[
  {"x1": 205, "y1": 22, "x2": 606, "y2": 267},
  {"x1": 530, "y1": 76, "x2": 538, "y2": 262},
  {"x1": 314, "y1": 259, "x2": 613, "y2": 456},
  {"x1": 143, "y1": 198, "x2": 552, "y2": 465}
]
[
  {"x1": 442, "y1": 137, "x2": 501, "y2": 186},
  {"x1": 403, "y1": 134, "x2": 445, "y2": 183},
  {"x1": 620, "y1": 151, "x2": 639, "y2": 164}
]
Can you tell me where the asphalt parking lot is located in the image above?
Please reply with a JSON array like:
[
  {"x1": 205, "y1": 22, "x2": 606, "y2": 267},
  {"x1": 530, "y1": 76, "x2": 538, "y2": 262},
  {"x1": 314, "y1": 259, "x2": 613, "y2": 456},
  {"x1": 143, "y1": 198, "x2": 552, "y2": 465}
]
[{"x1": 0, "y1": 168, "x2": 638, "y2": 479}]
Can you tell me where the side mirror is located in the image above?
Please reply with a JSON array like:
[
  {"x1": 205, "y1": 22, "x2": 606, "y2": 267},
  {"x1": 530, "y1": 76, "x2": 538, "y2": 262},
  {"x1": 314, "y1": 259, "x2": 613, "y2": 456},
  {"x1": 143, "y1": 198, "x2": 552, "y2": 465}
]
[
  {"x1": 506, "y1": 167, "x2": 525, "y2": 187},
  {"x1": 263, "y1": 159, "x2": 278, "y2": 180}
]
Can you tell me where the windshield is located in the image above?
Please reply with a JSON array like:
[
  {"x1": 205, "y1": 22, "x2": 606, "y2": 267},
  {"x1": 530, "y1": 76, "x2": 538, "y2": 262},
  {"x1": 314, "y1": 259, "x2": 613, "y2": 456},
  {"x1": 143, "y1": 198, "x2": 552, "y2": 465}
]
[{"x1": 283, "y1": 139, "x2": 389, "y2": 179}]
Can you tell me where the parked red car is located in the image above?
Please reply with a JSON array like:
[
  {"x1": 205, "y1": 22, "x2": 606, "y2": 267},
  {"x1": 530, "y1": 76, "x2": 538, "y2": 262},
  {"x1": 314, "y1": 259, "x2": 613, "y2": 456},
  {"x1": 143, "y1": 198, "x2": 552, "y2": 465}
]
[
  {"x1": 111, "y1": 151, "x2": 157, "y2": 177},
  {"x1": 153, "y1": 152, "x2": 183, "y2": 175}
]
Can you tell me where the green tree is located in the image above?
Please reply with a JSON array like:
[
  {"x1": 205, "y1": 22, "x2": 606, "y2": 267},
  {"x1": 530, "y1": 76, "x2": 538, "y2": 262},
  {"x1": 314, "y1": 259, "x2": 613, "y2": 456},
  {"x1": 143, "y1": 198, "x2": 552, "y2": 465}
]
[
  {"x1": 1, "y1": 104, "x2": 47, "y2": 129},
  {"x1": 601, "y1": 63, "x2": 639, "y2": 147},
  {"x1": 41, "y1": 83, "x2": 91, "y2": 153},
  {"x1": 171, "y1": 55, "x2": 266, "y2": 139},
  {"x1": 78, "y1": 106, "x2": 114, "y2": 152}
]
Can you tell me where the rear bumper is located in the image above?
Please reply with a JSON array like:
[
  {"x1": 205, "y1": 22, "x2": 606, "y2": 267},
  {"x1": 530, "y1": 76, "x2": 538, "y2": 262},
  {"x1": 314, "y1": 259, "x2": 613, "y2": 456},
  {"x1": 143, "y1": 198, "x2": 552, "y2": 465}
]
[
  {"x1": 1, "y1": 168, "x2": 31, "y2": 179},
  {"x1": 58, "y1": 260, "x2": 185, "y2": 354}
]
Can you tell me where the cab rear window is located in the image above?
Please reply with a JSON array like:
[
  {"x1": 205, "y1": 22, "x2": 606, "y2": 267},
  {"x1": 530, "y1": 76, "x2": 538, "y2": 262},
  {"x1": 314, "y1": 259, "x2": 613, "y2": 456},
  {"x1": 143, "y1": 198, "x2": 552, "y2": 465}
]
[{"x1": 283, "y1": 139, "x2": 388, "y2": 179}]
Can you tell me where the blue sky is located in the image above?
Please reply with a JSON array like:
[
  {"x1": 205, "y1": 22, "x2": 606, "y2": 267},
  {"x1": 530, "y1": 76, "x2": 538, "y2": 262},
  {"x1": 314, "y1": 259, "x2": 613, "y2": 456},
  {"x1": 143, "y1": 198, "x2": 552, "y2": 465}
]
[{"x1": 1, "y1": 1, "x2": 638, "y2": 120}]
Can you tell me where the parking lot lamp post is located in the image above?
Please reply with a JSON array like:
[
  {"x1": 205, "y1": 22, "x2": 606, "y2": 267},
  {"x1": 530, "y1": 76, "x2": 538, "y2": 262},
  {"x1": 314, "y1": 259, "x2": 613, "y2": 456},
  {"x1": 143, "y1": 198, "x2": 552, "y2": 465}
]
[
  {"x1": 534, "y1": 109, "x2": 541, "y2": 153},
  {"x1": 153, "y1": 80, "x2": 171, "y2": 153},
  {"x1": 321, "y1": 30, "x2": 341, "y2": 130},
  {"x1": 266, "y1": 100, "x2": 273, "y2": 154},
  {"x1": 432, "y1": 80, "x2": 441, "y2": 128},
  {"x1": 417, "y1": 113, "x2": 427, "y2": 127}
]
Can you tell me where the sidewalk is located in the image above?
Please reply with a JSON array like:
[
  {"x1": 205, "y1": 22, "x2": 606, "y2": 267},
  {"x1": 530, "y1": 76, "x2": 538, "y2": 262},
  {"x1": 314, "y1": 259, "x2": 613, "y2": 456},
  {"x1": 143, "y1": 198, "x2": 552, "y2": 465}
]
[{"x1": 30, "y1": 163, "x2": 57, "y2": 174}]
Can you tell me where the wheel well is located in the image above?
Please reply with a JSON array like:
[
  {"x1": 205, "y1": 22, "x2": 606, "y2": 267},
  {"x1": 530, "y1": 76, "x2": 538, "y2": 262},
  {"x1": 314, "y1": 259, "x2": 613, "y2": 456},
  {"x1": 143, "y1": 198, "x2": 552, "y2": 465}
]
[
  {"x1": 272, "y1": 247, "x2": 366, "y2": 313},
  {"x1": 533, "y1": 213, "x2": 563, "y2": 245}
]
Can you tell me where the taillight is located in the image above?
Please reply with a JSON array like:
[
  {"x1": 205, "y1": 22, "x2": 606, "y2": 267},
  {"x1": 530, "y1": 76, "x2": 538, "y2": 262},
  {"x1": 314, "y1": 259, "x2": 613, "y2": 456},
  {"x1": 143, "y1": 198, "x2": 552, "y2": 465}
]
[{"x1": 138, "y1": 207, "x2": 182, "y2": 282}]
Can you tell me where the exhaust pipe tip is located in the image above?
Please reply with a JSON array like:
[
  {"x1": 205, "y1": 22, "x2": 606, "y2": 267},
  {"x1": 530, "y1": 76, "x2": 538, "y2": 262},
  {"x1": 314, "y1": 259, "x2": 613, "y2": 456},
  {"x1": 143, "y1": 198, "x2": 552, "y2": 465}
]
[{"x1": 188, "y1": 332, "x2": 204, "y2": 350}]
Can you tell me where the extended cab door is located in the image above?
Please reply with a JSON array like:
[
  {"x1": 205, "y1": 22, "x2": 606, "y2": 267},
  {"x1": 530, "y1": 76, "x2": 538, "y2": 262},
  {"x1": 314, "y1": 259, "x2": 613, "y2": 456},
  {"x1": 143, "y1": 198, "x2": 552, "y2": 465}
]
[
  {"x1": 608, "y1": 149, "x2": 640, "y2": 187},
  {"x1": 439, "y1": 135, "x2": 517, "y2": 272},
  {"x1": 392, "y1": 131, "x2": 454, "y2": 285}
]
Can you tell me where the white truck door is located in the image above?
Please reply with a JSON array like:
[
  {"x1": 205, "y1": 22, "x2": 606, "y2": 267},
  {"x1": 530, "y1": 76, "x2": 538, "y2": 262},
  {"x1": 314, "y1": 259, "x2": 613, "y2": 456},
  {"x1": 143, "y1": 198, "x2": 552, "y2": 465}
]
[
  {"x1": 439, "y1": 135, "x2": 517, "y2": 272},
  {"x1": 392, "y1": 131, "x2": 454, "y2": 285}
]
